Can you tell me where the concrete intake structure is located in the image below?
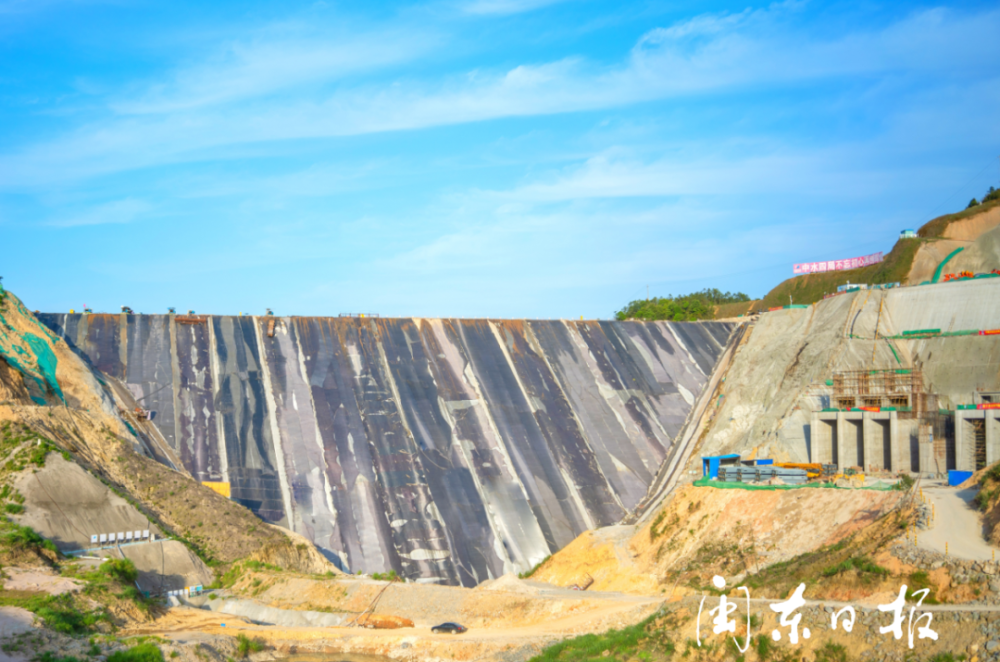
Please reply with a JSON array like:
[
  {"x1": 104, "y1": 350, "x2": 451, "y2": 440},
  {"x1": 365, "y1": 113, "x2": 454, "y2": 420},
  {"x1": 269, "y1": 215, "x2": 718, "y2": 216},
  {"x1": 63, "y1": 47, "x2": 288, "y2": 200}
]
[
  {"x1": 812, "y1": 408, "x2": 1000, "y2": 474},
  {"x1": 39, "y1": 314, "x2": 735, "y2": 586}
]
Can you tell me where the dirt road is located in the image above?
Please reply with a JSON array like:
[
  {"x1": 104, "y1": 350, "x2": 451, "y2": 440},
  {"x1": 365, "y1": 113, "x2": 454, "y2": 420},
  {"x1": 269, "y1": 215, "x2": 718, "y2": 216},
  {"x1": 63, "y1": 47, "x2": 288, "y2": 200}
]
[
  {"x1": 918, "y1": 484, "x2": 997, "y2": 561},
  {"x1": 125, "y1": 594, "x2": 663, "y2": 660}
]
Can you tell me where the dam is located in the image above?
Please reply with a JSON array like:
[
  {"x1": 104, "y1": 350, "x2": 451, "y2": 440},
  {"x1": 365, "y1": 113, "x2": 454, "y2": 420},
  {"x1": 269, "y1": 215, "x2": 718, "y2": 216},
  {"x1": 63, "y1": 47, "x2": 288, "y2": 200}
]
[{"x1": 38, "y1": 313, "x2": 735, "y2": 586}]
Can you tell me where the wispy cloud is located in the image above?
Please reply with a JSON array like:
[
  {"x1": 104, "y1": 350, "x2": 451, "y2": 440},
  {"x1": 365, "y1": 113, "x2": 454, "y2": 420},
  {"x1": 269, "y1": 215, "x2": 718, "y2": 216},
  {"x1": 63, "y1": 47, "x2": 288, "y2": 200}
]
[
  {"x1": 478, "y1": 147, "x2": 899, "y2": 203},
  {"x1": 1, "y1": 4, "x2": 998, "y2": 189},
  {"x1": 48, "y1": 197, "x2": 151, "y2": 227},
  {"x1": 113, "y1": 28, "x2": 436, "y2": 115},
  {"x1": 459, "y1": 0, "x2": 570, "y2": 16}
]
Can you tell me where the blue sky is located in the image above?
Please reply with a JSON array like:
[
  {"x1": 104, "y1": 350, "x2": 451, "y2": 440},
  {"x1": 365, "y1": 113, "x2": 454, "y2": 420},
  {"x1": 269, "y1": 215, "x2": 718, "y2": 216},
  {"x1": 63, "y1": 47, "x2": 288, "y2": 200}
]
[{"x1": 1, "y1": 0, "x2": 998, "y2": 318}]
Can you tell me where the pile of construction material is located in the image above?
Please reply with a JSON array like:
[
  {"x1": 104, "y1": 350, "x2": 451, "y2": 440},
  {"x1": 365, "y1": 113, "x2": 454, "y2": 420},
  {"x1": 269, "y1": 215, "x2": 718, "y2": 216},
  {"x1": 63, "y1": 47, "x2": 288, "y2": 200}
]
[{"x1": 718, "y1": 466, "x2": 808, "y2": 485}]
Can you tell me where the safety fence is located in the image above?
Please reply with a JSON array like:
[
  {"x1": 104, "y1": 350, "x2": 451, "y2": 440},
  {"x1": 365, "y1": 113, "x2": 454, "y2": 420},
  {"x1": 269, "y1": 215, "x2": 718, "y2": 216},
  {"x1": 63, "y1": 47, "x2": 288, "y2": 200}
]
[{"x1": 882, "y1": 328, "x2": 1000, "y2": 340}]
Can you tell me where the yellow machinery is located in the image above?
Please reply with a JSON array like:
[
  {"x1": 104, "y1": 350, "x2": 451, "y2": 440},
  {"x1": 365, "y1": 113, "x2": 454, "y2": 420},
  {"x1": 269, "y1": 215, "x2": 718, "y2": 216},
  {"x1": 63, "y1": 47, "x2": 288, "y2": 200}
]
[{"x1": 774, "y1": 462, "x2": 823, "y2": 479}]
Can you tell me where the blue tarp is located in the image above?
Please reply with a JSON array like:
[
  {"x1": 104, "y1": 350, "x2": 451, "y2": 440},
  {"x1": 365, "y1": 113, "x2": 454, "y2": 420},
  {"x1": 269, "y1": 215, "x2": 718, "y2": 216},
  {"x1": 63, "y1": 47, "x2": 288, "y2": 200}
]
[
  {"x1": 948, "y1": 470, "x2": 973, "y2": 486},
  {"x1": 702, "y1": 454, "x2": 741, "y2": 478}
]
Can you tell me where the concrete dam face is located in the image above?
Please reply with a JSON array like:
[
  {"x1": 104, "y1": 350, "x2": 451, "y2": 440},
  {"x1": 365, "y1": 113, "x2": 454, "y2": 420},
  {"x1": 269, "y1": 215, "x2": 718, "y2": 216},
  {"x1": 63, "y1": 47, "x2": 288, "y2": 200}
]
[{"x1": 40, "y1": 313, "x2": 734, "y2": 585}]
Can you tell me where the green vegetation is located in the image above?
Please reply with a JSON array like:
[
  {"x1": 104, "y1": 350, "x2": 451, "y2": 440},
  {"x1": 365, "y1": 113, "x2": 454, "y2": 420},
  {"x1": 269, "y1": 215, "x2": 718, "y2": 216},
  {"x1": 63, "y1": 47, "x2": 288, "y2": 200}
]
[
  {"x1": 58, "y1": 558, "x2": 153, "y2": 617},
  {"x1": 616, "y1": 289, "x2": 751, "y2": 322},
  {"x1": 0, "y1": 591, "x2": 105, "y2": 634},
  {"x1": 213, "y1": 558, "x2": 283, "y2": 589},
  {"x1": 894, "y1": 474, "x2": 915, "y2": 491},
  {"x1": 518, "y1": 555, "x2": 551, "y2": 579},
  {"x1": 371, "y1": 569, "x2": 399, "y2": 582},
  {"x1": 813, "y1": 642, "x2": 848, "y2": 662},
  {"x1": 753, "y1": 633, "x2": 773, "y2": 662},
  {"x1": 820, "y1": 556, "x2": 888, "y2": 579},
  {"x1": 961, "y1": 186, "x2": 999, "y2": 213},
  {"x1": 107, "y1": 643, "x2": 164, "y2": 662},
  {"x1": 920, "y1": 195, "x2": 1000, "y2": 239},
  {"x1": 526, "y1": 612, "x2": 674, "y2": 662},
  {"x1": 906, "y1": 570, "x2": 939, "y2": 604},
  {"x1": 0, "y1": 423, "x2": 62, "y2": 471},
  {"x1": 974, "y1": 463, "x2": 1000, "y2": 511},
  {"x1": 974, "y1": 487, "x2": 996, "y2": 511},
  {"x1": 756, "y1": 237, "x2": 922, "y2": 310},
  {"x1": 928, "y1": 653, "x2": 966, "y2": 662},
  {"x1": 100, "y1": 558, "x2": 139, "y2": 585},
  {"x1": 236, "y1": 633, "x2": 265, "y2": 657},
  {"x1": 2, "y1": 521, "x2": 58, "y2": 554}
]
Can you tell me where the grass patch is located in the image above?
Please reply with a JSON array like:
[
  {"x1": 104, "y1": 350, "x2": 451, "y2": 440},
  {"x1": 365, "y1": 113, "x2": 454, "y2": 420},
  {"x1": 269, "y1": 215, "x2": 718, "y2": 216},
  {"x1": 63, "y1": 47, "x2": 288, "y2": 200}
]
[
  {"x1": 820, "y1": 556, "x2": 888, "y2": 579},
  {"x1": 527, "y1": 613, "x2": 673, "y2": 662},
  {"x1": 107, "y1": 643, "x2": 164, "y2": 662},
  {"x1": 813, "y1": 642, "x2": 848, "y2": 662},
  {"x1": 907, "y1": 571, "x2": 939, "y2": 604},
  {"x1": 927, "y1": 654, "x2": 966, "y2": 662},
  {"x1": 519, "y1": 556, "x2": 551, "y2": 579},
  {"x1": 60, "y1": 558, "x2": 153, "y2": 615},
  {"x1": 753, "y1": 632, "x2": 773, "y2": 662},
  {"x1": 0, "y1": 590, "x2": 106, "y2": 634},
  {"x1": 894, "y1": 474, "x2": 915, "y2": 491},
  {"x1": 1, "y1": 522, "x2": 58, "y2": 554},
  {"x1": 236, "y1": 633, "x2": 265, "y2": 657},
  {"x1": 214, "y1": 559, "x2": 283, "y2": 589}
]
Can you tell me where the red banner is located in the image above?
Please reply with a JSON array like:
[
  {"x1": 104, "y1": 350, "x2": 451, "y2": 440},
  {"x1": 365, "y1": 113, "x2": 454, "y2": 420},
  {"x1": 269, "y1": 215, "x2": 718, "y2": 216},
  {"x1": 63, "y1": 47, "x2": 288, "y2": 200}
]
[
  {"x1": 794, "y1": 252, "x2": 883, "y2": 275},
  {"x1": 978, "y1": 403, "x2": 1000, "y2": 410}
]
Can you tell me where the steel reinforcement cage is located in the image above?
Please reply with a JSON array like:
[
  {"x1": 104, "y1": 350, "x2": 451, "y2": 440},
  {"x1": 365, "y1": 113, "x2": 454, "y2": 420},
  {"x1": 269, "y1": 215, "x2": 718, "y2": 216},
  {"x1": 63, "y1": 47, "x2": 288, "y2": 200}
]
[{"x1": 831, "y1": 369, "x2": 927, "y2": 417}]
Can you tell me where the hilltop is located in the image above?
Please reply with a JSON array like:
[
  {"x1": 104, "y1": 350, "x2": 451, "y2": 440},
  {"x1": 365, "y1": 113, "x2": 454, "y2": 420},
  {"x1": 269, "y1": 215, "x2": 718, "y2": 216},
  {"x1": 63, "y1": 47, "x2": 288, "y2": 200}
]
[
  {"x1": 622, "y1": 195, "x2": 1000, "y2": 320},
  {"x1": 741, "y1": 196, "x2": 1000, "y2": 313}
]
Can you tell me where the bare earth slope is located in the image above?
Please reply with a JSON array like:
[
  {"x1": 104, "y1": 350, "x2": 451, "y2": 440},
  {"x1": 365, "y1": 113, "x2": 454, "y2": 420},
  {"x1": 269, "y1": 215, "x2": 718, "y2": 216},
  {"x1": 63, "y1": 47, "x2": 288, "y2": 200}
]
[{"x1": 0, "y1": 289, "x2": 335, "y2": 575}]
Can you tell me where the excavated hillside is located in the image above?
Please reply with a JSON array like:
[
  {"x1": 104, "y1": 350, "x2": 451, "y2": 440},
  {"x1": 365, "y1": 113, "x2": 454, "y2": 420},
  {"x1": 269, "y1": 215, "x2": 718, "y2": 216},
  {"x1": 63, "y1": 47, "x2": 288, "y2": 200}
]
[
  {"x1": 693, "y1": 277, "x2": 1000, "y2": 465},
  {"x1": 530, "y1": 483, "x2": 905, "y2": 599},
  {"x1": 735, "y1": 199, "x2": 1000, "y2": 312}
]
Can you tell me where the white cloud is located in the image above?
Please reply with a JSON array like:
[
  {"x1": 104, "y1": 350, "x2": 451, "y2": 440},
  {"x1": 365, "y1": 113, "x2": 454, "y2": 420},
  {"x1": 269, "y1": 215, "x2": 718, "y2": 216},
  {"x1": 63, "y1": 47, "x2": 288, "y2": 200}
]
[
  {"x1": 1, "y1": 5, "x2": 998, "y2": 188},
  {"x1": 459, "y1": 0, "x2": 569, "y2": 16},
  {"x1": 48, "y1": 197, "x2": 151, "y2": 227},
  {"x1": 113, "y1": 28, "x2": 435, "y2": 115}
]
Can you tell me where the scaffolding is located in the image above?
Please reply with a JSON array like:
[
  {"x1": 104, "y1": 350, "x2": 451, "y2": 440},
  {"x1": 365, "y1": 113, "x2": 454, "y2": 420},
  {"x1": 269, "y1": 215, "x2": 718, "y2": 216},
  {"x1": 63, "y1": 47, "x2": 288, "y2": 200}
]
[
  {"x1": 831, "y1": 369, "x2": 926, "y2": 416},
  {"x1": 972, "y1": 419, "x2": 986, "y2": 470}
]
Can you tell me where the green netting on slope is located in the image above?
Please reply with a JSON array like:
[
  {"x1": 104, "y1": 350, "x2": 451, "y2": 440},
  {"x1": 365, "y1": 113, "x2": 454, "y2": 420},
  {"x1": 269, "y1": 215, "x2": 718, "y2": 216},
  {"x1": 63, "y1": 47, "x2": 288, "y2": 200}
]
[
  {"x1": 0, "y1": 346, "x2": 48, "y2": 405},
  {"x1": 22, "y1": 333, "x2": 63, "y2": 402},
  {"x1": 693, "y1": 476, "x2": 898, "y2": 491},
  {"x1": 11, "y1": 294, "x2": 58, "y2": 343},
  {"x1": 0, "y1": 294, "x2": 64, "y2": 405},
  {"x1": 931, "y1": 247, "x2": 965, "y2": 284}
]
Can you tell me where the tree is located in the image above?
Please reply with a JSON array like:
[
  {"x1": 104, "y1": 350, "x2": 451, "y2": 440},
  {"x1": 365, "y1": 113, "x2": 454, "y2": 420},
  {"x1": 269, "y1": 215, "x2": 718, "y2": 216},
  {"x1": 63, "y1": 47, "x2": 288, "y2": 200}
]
[
  {"x1": 967, "y1": 198, "x2": 980, "y2": 209},
  {"x1": 614, "y1": 288, "x2": 751, "y2": 322}
]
